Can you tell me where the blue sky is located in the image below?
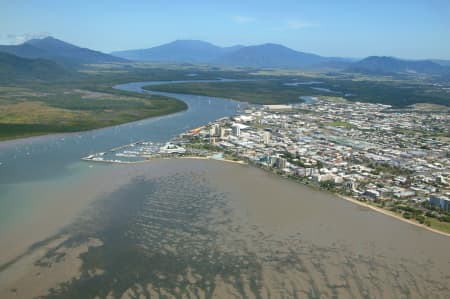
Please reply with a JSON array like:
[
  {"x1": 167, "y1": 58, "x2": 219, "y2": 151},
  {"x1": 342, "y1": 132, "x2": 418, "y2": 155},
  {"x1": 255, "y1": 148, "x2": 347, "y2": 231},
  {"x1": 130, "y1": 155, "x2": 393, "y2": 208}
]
[{"x1": 1, "y1": 0, "x2": 449, "y2": 59}]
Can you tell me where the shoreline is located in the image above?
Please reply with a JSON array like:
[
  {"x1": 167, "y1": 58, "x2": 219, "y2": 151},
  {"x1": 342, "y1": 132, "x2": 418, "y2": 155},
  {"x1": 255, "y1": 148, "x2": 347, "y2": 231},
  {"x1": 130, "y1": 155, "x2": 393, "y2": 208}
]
[
  {"x1": 180, "y1": 156, "x2": 450, "y2": 238},
  {"x1": 81, "y1": 155, "x2": 249, "y2": 165},
  {"x1": 0, "y1": 81, "x2": 193, "y2": 146},
  {"x1": 176, "y1": 155, "x2": 248, "y2": 165},
  {"x1": 335, "y1": 193, "x2": 450, "y2": 238},
  {"x1": 0, "y1": 107, "x2": 188, "y2": 147},
  {"x1": 216, "y1": 158, "x2": 450, "y2": 238},
  {"x1": 82, "y1": 154, "x2": 450, "y2": 238},
  {"x1": 0, "y1": 78, "x2": 247, "y2": 145},
  {"x1": 247, "y1": 159, "x2": 450, "y2": 238},
  {"x1": 232, "y1": 159, "x2": 450, "y2": 238},
  {"x1": 153, "y1": 157, "x2": 450, "y2": 245}
]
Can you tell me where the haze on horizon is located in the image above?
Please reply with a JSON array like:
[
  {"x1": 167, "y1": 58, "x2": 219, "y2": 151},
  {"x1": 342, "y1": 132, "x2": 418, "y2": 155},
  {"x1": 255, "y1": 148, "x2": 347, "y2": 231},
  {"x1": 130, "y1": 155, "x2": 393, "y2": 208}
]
[{"x1": 1, "y1": 0, "x2": 450, "y2": 60}]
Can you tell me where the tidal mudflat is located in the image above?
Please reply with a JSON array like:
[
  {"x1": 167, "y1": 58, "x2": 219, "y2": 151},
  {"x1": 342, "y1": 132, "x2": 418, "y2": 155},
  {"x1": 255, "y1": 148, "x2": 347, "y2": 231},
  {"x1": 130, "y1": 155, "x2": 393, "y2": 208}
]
[{"x1": 1, "y1": 159, "x2": 449, "y2": 299}]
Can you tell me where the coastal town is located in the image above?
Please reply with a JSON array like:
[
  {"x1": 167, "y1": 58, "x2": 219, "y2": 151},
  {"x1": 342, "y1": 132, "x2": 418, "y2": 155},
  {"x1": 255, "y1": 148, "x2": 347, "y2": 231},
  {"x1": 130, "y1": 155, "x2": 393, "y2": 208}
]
[{"x1": 84, "y1": 97, "x2": 450, "y2": 232}]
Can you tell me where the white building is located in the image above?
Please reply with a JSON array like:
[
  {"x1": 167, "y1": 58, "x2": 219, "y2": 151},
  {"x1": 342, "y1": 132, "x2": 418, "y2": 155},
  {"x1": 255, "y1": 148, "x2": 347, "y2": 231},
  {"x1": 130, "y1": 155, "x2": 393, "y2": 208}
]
[
  {"x1": 263, "y1": 131, "x2": 271, "y2": 145},
  {"x1": 159, "y1": 143, "x2": 186, "y2": 154}
]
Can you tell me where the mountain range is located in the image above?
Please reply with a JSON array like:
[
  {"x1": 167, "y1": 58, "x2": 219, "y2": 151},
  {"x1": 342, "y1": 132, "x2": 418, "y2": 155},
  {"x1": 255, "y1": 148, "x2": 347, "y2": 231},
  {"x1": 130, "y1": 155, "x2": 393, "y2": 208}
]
[
  {"x1": 112, "y1": 40, "x2": 353, "y2": 69},
  {"x1": 112, "y1": 40, "x2": 450, "y2": 75},
  {"x1": 348, "y1": 56, "x2": 450, "y2": 76},
  {"x1": 0, "y1": 52, "x2": 71, "y2": 82},
  {"x1": 111, "y1": 40, "x2": 242, "y2": 63},
  {"x1": 0, "y1": 36, "x2": 125, "y2": 65},
  {"x1": 0, "y1": 37, "x2": 449, "y2": 77}
]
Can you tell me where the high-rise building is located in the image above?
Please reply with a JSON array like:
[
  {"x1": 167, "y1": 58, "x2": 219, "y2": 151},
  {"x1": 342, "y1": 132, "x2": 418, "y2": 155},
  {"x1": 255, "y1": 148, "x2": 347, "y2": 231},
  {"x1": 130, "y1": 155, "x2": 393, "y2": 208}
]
[
  {"x1": 275, "y1": 157, "x2": 287, "y2": 169},
  {"x1": 209, "y1": 124, "x2": 220, "y2": 137},
  {"x1": 232, "y1": 125, "x2": 241, "y2": 137},
  {"x1": 263, "y1": 131, "x2": 271, "y2": 145},
  {"x1": 430, "y1": 195, "x2": 450, "y2": 211}
]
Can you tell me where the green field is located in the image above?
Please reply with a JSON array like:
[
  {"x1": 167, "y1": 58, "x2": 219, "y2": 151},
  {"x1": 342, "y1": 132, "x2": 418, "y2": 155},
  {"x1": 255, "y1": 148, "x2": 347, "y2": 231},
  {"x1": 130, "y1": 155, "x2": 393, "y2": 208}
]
[
  {"x1": 145, "y1": 80, "x2": 322, "y2": 104},
  {"x1": 0, "y1": 80, "x2": 187, "y2": 141},
  {"x1": 428, "y1": 217, "x2": 450, "y2": 234},
  {"x1": 146, "y1": 73, "x2": 450, "y2": 107}
]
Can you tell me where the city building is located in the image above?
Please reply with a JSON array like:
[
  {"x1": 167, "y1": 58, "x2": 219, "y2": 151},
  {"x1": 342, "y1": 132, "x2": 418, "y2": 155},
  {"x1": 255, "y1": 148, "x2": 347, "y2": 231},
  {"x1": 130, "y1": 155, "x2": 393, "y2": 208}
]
[
  {"x1": 263, "y1": 131, "x2": 271, "y2": 145},
  {"x1": 430, "y1": 195, "x2": 450, "y2": 211}
]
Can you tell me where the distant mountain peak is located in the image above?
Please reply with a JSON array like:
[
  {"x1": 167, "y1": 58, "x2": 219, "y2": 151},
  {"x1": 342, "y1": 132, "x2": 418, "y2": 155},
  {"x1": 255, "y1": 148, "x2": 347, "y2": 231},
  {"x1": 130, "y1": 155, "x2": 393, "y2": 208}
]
[
  {"x1": 111, "y1": 39, "x2": 224, "y2": 63},
  {"x1": 111, "y1": 40, "x2": 329, "y2": 68},
  {"x1": 171, "y1": 39, "x2": 214, "y2": 44},
  {"x1": 164, "y1": 39, "x2": 220, "y2": 50},
  {"x1": 348, "y1": 56, "x2": 447, "y2": 75},
  {"x1": 0, "y1": 36, "x2": 125, "y2": 65},
  {"x1": 213, "y1": 42, "x2": 324, "y2": 68},
  {"x1": 20, "y1": 36, "x2": 51, "y2": 43},
  {"x1": 26, "y1": 35, "x2": 54, "y2": 42},
  {"x1": 25, "y1": 36, "x2": 79, "y2": 51},
  {"x1": 260, "y1": 42, "x2": 285, "y2": 47}
]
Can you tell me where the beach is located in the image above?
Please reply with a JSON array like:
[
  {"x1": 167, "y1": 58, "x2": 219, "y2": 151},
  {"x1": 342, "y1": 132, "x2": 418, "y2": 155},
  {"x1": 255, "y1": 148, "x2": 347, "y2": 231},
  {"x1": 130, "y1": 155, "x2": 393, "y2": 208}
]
[{"x1": 336, "y1": 193, "x2": 450, "y2": 238}]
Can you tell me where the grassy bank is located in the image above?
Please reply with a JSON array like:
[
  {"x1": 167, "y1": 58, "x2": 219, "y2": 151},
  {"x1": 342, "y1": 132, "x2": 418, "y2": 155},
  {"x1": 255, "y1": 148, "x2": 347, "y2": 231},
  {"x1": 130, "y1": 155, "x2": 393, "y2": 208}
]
[
  {"x1": 0, "y1": 63, "x2": 205, "y2": 141},
  {"x1": 0, "y1": 84, "x2": 187, "y2": 141}
]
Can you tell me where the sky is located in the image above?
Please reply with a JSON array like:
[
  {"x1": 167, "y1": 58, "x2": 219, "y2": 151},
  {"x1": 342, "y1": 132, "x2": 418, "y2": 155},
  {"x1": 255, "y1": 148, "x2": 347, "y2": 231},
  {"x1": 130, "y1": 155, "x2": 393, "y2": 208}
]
[{"x1": 1, "y1": 0, "x2": 450, "y2": 60}]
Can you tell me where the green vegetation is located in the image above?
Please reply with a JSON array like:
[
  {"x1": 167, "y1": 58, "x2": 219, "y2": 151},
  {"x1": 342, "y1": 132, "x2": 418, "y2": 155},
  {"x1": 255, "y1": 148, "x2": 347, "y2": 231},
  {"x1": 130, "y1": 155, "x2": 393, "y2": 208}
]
[
  {"x1": 0, "y1": 52, "x2": 72, "y2": 82},
  {"x1": 389, "y1": 203, "x2": 450, "y2": 233},
  {"x1": 0, "y1": 63, "x2": 255, "y2": 141},
  {"x1": 428, "y1": 218, "x2": 450, "y2": 234},
  {"x1": 185, "y1": 142, "x2": 222, "y2": 152},
  {"x1": 325, "y1": 121, "x2": 354, "y2": 129},
  {"x1": 367, "y1": 162, "x2": 412, "y2": 176},
  {"x1": 0, "y1": 60, "x2": 276, "y2": 141},
  {"x1": 0, "y1": 60, "x2": 266, "y2": 141},
  {"x1": 319, "y1": 180, "x2": 337, "y2": 190},
  {"x1": 2, "y1": 60, "x2": 450, "y2": 141},
  {"x1": 145, "y1": 80, "x2": 322, "y2": 104},
  {"x1": 321, "y1": 75, "x2": 450, "y2": 107},
  {"x1": 0, "y1": 77, "x2": 187, "y2": 140},
  {"x1": 147, "y1": 73, "x2": 450, "y2": 107}
]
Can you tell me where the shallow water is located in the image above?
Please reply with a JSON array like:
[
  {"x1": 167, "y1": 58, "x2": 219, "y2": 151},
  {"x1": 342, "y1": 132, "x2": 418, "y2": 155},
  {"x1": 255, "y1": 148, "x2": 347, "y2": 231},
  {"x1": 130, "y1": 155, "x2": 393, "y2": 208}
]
[{"x1": 4, "y1": 159, "x2": 448, "y2": 299}]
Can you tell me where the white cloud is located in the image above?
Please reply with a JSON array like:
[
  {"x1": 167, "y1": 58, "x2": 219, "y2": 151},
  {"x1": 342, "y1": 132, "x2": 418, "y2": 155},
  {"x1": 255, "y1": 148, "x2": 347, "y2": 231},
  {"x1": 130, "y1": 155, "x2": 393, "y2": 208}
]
[
  {"x1": 271, "y1": 19, "x2": 318, "y2": 31},
  {"x1": 0, "y1": 32, "x2": 50, "y2": 45},
  {"x1": 286, "y1": 20, "x2": 316, "y2": 29},
  {"x1": 232, "y1": 15, "x2": 256, "y2": 24}
]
